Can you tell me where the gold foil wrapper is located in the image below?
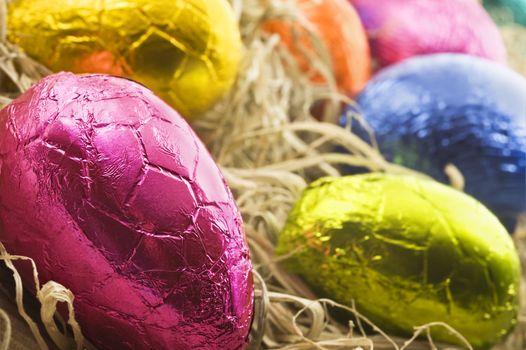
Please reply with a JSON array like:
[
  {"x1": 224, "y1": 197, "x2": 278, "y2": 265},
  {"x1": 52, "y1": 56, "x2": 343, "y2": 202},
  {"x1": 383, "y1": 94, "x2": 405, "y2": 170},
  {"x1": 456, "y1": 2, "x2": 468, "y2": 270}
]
[
  {"x1": 7, "y1": 0, "x2": 242, "y2": 118},
  {"x1": 277, "y1": 174, "x2": 520, "y2": 349}
]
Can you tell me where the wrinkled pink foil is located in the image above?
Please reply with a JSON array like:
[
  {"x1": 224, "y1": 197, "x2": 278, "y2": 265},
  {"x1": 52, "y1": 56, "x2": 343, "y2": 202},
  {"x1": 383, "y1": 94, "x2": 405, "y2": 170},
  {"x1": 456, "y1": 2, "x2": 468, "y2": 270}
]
[
  {"x1": 350, "y1": 0, "x2": 507, "y2": 68},
  {"x1": 0, "y1": 73, "x2": 254, "y2": 350}
]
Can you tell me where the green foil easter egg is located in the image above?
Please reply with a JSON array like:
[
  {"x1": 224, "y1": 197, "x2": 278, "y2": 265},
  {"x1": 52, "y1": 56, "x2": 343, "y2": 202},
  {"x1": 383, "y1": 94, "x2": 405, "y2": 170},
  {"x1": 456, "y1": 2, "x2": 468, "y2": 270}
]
[{"x1": 276, "y1": 174, "x2": 520, "y2": 349}]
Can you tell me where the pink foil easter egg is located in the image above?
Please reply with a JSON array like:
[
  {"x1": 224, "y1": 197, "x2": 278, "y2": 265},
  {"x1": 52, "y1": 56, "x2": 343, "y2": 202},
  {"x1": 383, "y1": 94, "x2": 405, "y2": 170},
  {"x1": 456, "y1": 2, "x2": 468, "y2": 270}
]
[
  {"x1": 350, "y1": 0, "x2": 507, "y2": 68},
  {"x1": 0, "y1": 73, "x2": 253, "y2": 349}
]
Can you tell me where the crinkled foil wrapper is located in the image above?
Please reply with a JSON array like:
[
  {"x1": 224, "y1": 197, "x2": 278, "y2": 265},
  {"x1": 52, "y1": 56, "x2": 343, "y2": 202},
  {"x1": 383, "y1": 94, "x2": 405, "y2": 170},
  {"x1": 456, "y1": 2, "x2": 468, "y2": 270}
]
[
  {"x1": 7, "y1": 0, "x2": 242, "y2": 118},
  {"x1": 0, "y1": 72, "x2": 253, "y2": 350},
  {"x1": 348, "y1": 54, "x2": 526, "y2": 231},
  {"x1": 263, "y1": 0, "x2": 371, "y2": 96},
  {"x1": 276, "y1": 174, "x2": 520, "y2": 349},
  {"x1": 350, "y1": 0, "x2": 506, "y2": 68}
]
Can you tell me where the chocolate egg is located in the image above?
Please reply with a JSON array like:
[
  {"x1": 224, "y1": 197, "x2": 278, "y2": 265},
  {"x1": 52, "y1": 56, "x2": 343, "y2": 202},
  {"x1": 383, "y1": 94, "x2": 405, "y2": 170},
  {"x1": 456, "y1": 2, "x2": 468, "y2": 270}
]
[
  {"x1": 7, "y1": 0, "x2": 242, "y2": 118},
  {"x1": 350, "y1": 0, "x2": 506, "y2": 68},
  {"x1": 0, "y1": 73, "x2": 253, "y2": 349},
  {"x1": 484, "y1": 0, "x2": 526, "y2": 25},
  {"x1": 276, "y1": 174, "x2": 520, "y2": 349},
  {"x1": 344, "y1": 54, "x2": 526, "y2": 230},
  {"x1": 263, "y1": 0, "x2": 371, "y2": 96}
]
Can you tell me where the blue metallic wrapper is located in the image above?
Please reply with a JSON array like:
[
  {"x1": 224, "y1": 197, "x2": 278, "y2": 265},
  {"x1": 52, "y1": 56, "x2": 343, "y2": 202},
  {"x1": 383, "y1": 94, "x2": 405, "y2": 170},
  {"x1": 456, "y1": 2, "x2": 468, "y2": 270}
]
[{"x1": 342, "y1": 54, "x2": 526, "y2": 230}]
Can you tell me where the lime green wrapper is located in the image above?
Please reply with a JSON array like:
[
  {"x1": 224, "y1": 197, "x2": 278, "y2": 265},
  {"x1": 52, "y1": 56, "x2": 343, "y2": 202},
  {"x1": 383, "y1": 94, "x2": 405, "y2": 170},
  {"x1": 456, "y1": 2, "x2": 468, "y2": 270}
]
[{"x1": 276, "y1": 174, "x2": 520, "y2": 349}]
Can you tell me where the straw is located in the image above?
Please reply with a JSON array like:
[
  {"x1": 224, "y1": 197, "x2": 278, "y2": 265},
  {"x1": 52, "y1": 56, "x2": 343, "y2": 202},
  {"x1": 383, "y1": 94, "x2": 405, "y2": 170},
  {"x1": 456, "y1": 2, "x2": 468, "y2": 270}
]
[{"x1": 0, "y1": 0, "x2": 523, "y2": 349}]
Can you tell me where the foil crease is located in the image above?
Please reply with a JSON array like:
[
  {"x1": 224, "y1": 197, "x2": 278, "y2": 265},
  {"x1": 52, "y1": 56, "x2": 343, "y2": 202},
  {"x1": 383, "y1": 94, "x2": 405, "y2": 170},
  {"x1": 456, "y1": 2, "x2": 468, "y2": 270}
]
[
  {"x1": 276, "y1": 173, "x2": 521, "y2": 349},
  {"x1": 345, "y1": 54, "x2": 526, "y2": 230},
  {"x1": 263, "y1": 0, "x2": 371, "y2": 96},
  {"x1": 7, "y1": 0, "x2": 242, "y2": 118},
  {"x1": 0, "y1": 72, "x2": 254, "y2": 350},
  {"x1": 350, "y1": 0, "x2": 507, "y2": 68}
]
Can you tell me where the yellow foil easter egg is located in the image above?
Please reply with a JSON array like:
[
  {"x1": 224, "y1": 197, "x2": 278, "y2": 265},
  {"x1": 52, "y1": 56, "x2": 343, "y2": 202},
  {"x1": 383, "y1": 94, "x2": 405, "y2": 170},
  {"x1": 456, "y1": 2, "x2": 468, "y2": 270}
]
[
  {"x1": 277, "y1": 174, "x2": 521, "y2": 349},
  {"x1": 7, "y1": 0, "x2": 242, "y2": 119}
]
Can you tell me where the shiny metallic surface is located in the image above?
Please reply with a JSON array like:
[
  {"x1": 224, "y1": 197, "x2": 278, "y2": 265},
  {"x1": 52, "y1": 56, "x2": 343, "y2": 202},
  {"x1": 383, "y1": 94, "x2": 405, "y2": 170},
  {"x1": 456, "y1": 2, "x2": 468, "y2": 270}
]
[
  {"x1": 0, "y1": 73, "x2": 253, "y2": 350},
  {"x1": 263, "y1": 0, "x2": 371, "y2": 96},
  {"x1": 345, "y1": 54, "x2": 526, "y2": 230},
  {"x1": 276, "y1": 174, "x2": 521, "y2": 349},
  {"x1": 350, "y1": 0, "x2": 507, "y2": 68},
  {"x1": 7, "y1": 0, "x2": 242, "y2": 119}
]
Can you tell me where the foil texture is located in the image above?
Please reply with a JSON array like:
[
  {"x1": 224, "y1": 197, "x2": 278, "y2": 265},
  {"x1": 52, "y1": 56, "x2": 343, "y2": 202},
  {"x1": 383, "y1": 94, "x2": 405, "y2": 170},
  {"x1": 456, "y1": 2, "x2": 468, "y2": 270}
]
[
  {"x1": 263, "y1": 0, "x2": 371, "y2": 96},
  {"x1": 276, "y1": 174, "x2": 521, "y2": 349},
  {"x1": 7, "y1": 0, "x2": 242, "y2": 119},
  {"x1": 0, "y1": 72, "x2": 254, "y2": 350},
  {"x1": 343, "y1": 53, "x2": 526, "y2": 231},
  {"x1": 350, "y1": 0, "x2": 507, "y2": 68}
]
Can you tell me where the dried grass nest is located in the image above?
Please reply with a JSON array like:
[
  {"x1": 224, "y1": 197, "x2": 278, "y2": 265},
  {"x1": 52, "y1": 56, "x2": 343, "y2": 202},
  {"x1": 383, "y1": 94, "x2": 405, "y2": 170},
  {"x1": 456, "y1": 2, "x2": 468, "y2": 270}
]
[{"x1": 0, "y1": 0, "x2": 523, "y2": 349}]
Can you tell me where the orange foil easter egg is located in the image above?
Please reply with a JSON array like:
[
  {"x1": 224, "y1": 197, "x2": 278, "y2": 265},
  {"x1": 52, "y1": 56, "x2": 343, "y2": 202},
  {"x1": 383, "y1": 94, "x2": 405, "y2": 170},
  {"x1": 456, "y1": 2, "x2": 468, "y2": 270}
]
[{"x1": 264, "y1": 0, "x2": 372, "y2": 96}]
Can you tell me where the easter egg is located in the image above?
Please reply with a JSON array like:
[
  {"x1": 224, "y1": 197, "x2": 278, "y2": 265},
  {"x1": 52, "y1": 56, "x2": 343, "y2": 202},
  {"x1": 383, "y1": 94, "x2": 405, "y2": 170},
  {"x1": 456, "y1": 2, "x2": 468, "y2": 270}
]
[
  {"x1": 484, "y1": 0, "x2": 526, "y2": 25},
  {"x1": 276, "y1": 174, "x2": 520, "y2": 349},
  {"x1": 0, "y1": 73, "x2": 253, "y2": 349},
  {"x1": 345, "y1": 54, "x2": 526, "y2": 230},
  {"x1": 264, "y1": 0, "x2": 371, "y2": 96},
  {"x1": 350, "y1": 0, "x2": 507, "y2": 68},
  {"x1": 7, "y1": 0, "x2": 242, "y2": 119}
]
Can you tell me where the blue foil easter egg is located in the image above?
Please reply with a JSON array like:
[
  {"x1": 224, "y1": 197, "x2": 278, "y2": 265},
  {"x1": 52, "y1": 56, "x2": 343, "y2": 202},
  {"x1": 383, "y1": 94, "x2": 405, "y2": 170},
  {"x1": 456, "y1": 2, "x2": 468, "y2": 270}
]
[{"x1": 343, "y1": 54, "x2": 526, "y2": 230}]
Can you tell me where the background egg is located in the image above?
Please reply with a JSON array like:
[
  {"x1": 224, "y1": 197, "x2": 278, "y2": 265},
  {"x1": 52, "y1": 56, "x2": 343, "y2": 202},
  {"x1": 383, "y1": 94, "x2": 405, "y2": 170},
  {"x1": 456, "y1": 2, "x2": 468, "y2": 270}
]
[
  {"x1": 344, "y1": 54, "x2": 526, "y2": 230},
  {"x1": 276, "y1": 174, "x2": 520, "y2": 349},
  {"x1": 263, "y1": 0, "x2": 371, "y2": 96},
  {"x1": 484, "y1": 0, "x2": 526, "y2": 25},
  {"x1": 349, "y1": 0, "x2": 507, "y2": 68},
  {"x1": 0, "y1": 73, "x2": 253, "y2": 350},
  {"x1": 7, "y1": 0, "x2": 242, "y2": 118}
]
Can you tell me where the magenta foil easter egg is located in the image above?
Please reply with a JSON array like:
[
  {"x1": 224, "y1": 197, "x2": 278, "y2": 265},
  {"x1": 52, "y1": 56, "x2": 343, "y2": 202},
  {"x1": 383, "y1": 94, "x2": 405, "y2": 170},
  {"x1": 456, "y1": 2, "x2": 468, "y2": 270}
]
[
  {"x1": 0, "y1": 73, "x2": 253, "y2": 349},
  {"x1": 350, "y1": 0, "x2": 507, "y2": 68}
]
